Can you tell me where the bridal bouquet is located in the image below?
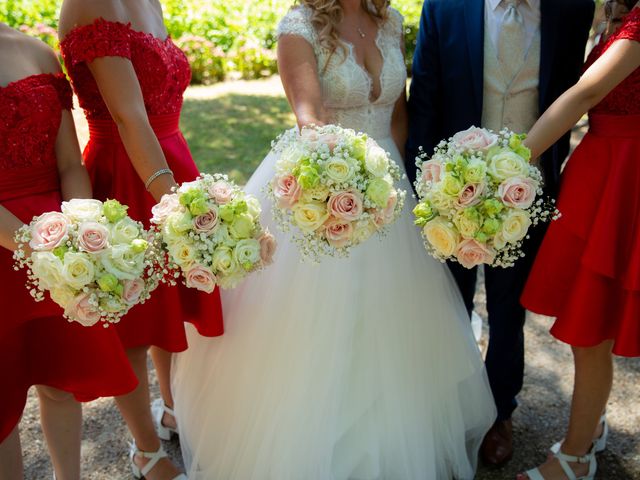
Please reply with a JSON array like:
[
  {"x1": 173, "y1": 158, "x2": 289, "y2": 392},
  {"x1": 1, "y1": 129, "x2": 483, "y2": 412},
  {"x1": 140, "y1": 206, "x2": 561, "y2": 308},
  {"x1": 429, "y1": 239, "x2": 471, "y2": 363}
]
[
  {"x1": 413, "y1": 127, "x2": 555, "y2": 268},
  {"x1": 151, "y1": 174, "x2": 275, "y2": 291},
  {"x1": 268, "y1": 125, "x2": 406, "y2": 261},
  {"x1": 13, "y1": 199, "x2": 165, "y2": 327}
]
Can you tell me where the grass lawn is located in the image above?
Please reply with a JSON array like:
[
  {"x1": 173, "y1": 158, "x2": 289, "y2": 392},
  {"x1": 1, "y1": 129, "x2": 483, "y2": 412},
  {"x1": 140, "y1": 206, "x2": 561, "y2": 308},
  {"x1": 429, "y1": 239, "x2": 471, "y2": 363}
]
[{"x1": 74, "y1": 76, "x2": 295, "y2": 184}]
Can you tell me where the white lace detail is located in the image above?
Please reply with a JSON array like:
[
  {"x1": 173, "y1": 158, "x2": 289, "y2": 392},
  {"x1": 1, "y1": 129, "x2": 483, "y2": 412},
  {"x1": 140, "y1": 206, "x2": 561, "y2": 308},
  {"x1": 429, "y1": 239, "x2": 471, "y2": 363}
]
[{"x1": 277, "y1": 6, "x2": 407, "y2": 140}]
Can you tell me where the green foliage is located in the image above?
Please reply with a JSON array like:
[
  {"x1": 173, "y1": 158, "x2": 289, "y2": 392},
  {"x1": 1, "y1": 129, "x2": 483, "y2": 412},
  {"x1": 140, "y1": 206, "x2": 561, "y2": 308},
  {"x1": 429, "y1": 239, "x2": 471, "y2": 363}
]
[{"x1": 1, "y1": 0, "x2": 425, "y2": 83}]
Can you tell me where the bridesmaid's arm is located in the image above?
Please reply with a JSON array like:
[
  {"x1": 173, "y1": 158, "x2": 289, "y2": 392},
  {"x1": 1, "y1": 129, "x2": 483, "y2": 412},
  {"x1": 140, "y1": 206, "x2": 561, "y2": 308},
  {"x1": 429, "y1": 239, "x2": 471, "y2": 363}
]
[
  {"x1": 85, "y1": 57, "x2": 177, "y2": 202},
  {"x1": 277, "y1": 35, "x2": 327, "y2": 129},
  {"x1": 524, "y1": 38, "x2": 640, "y2": 159},
  {"x1": 55, "y1": 110, "x2": 92, "y2": 201},
  {"x1": 0, "y1": 207, "x2": 26, "y2": 252}
]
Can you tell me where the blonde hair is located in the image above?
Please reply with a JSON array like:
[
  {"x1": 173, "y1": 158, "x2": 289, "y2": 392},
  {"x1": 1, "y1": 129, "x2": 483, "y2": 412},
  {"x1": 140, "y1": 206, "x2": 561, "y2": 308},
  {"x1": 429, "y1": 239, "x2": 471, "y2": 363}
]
[{"x1": 298, "y1": 0, "x2": 389, "y2": 57}]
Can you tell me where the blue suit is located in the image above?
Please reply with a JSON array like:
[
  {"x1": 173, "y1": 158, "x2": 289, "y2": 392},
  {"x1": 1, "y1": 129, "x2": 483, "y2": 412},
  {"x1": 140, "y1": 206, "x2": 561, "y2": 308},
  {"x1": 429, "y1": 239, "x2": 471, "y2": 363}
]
[{"x1": 406, "y1": 0, "x2": 594, "y2": 421}]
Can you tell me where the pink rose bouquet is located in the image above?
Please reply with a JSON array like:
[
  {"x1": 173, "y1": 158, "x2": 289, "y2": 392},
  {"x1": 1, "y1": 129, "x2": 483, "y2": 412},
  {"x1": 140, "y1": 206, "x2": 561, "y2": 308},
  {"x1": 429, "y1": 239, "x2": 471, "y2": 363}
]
[
  {"x1": 13, "y1": 199, "x2": 165, "y2": 326},
  {"x1": 151, "y1": 173, "x2": 274, "y2": 290},
  {"x1": 412, "y1": 127, "x2": 556, "y2": 268},
  {"x1": 268, "y1": 125, "x2": 406, "y2": 262}
]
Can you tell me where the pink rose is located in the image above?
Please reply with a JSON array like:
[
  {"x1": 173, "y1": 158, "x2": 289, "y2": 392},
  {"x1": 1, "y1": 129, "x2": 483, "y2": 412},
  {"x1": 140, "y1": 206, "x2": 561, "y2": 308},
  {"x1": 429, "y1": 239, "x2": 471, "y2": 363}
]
[
  {"x1": 373, "y1": 189, "x2": 398, "y2": 226},
  {"x1": 327, "y1": 190, "x2": 363, "y2": 222},
  {"x1": 258, "y1": 230, "x2": 277, "y2": 266},
  {"x1": 77, "y1": 222, "x2": 110, "y2": 253},
  {"x1": 151, "y1": 194, "x2": 180, "y2": 224},
  {"x1": 498, "y1": 177, "x2": 538, "y2": 209},
  {"x1": 323, "y1": 217, "x2": 353, "y2": 248},
  {"x1": 421, "y1": 160, "x2": 443, "y2": 183},
  {"x1": 185, "y1": 265, "x2": 217, "y2": 293},
  {"x1": 452, "y1": 127, "x2": 498, "y2": 151},
  {"x1": 30, "y1": 212, "x2": 70, "y2": 251},
  {"x1": 455, "y1": 239, "x2": 496, "y2": 269},
  {"x1": 193, "y1": 209, "x2": 219, "y2": 233},
  {"x1": 122, "y1": 278, "x2": 145, "y2": 305},
  {"x1": 456, "y1": 182, "x2": 485, "y2": 207},
  {"x1": 208, "y1": 181, "x2": 234, "y2": 205},
  {"x1": 273, "y1": 174, "x2": 302, "y2": 209},
  {"x1": 67, "y1": 293, "x2": 101, "y2": 327}
]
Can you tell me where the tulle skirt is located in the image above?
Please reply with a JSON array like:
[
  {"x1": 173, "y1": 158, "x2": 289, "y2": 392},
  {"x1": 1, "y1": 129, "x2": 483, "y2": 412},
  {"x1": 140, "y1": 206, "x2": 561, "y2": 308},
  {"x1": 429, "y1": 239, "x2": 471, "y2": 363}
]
[
  {"x1": 522, "y1": 114, "x2": 640, "y2": 357},
  {"x1": 172, "y1": 136, "x2": 496, "y2": 479}
]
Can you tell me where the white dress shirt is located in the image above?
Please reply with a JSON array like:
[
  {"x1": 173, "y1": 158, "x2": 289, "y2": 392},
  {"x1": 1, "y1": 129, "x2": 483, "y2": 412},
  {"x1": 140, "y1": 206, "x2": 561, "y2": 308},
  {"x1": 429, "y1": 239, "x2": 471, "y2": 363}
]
[{"x1": 485, "y1": 0, "x2": 541, "y2": 52}]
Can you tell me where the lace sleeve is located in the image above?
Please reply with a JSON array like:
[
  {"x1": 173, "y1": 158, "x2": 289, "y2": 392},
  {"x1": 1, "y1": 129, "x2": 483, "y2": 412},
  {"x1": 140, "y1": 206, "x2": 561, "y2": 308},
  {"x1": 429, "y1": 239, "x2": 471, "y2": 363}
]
[
  {"x1": 50, "y1": 73, "x2": 73, "y2": 110},
  {"x1": 277, "y1": 7, "x2": 315, "y2": 46},
  {"x1": 385, "y1": 7, "x2": 405, "y2": 47},
  {"x1": 61, "y1": 18, "x2": 132, "y2": 66},
  {"x1": 618, "y1": 8, "x2": 640, "y2": 43}
]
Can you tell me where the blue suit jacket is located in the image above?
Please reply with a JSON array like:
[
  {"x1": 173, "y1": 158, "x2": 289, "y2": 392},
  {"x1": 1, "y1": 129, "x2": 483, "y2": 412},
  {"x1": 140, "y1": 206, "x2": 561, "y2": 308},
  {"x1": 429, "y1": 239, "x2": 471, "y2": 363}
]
[{"x1": 406, "y1": 0, "x2": 595, "y2": 196}]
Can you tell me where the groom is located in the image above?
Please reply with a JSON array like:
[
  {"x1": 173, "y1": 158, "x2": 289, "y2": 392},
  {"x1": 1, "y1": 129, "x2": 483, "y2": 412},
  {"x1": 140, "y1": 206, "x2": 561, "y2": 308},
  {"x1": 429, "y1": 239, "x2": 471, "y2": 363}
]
[{"x1": 406, "y1": 0, "x2": 594, "y2": 467}]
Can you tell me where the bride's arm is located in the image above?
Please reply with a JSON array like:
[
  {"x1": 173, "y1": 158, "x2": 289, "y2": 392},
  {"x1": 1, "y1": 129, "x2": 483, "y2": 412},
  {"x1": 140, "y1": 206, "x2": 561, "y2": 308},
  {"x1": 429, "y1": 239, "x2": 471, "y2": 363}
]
[
  {"x1": 277, "y1": 35, "x2": 327, "y2": 128},
  {"x1": 524, "y1": 38, "x2": 640, "y2": 158}
]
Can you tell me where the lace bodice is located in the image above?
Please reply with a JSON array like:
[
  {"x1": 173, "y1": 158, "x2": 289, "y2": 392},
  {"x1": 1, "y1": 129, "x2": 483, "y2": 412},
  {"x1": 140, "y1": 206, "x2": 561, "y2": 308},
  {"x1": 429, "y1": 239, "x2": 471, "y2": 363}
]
[
  {"x1": 587, "y1": 8, "x2": 640, "y2": 116},
  {"x1": 0, "y1": 73, "x2": 72, "y2": 170},
  {"x1": 60, "y1": 18, "x2": 191, "y2": 120},
  {"x1": 277, "y1": 6, "x2": 406, "y2": 140}
]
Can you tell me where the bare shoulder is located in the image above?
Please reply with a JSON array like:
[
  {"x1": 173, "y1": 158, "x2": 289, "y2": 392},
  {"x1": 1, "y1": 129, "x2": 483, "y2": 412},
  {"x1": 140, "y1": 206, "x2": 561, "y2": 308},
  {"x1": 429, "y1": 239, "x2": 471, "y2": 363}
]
[
  {"x1": 12, "y1": 32, "x2": 62, "y2": 75},
  {"x1": 58, "y1": 0, "x2": 120, "y2": 38}
]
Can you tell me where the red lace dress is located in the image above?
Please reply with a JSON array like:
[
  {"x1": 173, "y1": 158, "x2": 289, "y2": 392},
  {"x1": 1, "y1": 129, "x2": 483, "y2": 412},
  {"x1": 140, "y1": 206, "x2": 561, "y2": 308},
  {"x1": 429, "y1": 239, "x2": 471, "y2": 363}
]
[
  {"x1": 0, "y1": 73, "x2": 137, "y2": 442},
  {"x1": 60, "y1": 19, "x2": 224, "y2": 351},
  {"x1": 522, "y1": 9, "x2": 640, "y2": 357}
]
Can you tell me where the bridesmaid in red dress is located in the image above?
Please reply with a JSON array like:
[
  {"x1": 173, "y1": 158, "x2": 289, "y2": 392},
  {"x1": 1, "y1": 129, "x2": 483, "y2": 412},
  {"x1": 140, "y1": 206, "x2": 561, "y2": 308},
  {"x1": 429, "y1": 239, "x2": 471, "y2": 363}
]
[
  {"x1": 0, "y1": 23, "x2": 136, "y2": 479},
  {"x1": 518, "y1": 3, "x2": 640, "y2": 479},
  {"x1": 58, "y1": 0, "x2": 223, "y2": 478}
]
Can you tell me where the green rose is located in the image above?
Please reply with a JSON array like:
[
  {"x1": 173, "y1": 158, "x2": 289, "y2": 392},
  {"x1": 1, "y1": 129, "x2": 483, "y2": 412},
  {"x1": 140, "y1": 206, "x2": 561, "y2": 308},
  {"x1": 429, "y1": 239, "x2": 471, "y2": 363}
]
[
  {"x1": 481, "y1": 198, "x2": 505, "y2": 218},
  {"x1": 453, "y1": 208, "x2": 482, "y2": 238},
  {"x1": 515, "y1": 144, "x2": 532, "y2": 162},
  {"x1": 131, "y1": 239, "x2": 148, "y2": 253},
  {"x1": 245, "y1": 196, "x2": 262, "y2": 220},
  {"x1": 481, "y1": 217, "x2": 502, "y2": 236},
  {"x1": 219, "y1": 204, "x2": 236, "y2": 223},
  {"x1": 413, "y1": 201, "x2": 437, "y2": 226},
  {"x1": 233, "y1": 238, "x2": 261, "y2": 271},
  {"x1": 463, "y1": 158, "x2": 488, "y2": 184},
  {"x1": 508, "y1": 133, "x2": 526, "y2": 150},
  {"x1": 297, "y1": 165, "x2": 321, "y2": 189},
  {"x1": 53, "y1": 245, "x2": 69, "y2": 261},
  {"x1": 211, "y1": 246, "x2": 237, "y2": 276},
  {"x1": 475, "y1": 231, "x2": 489, "y2": 243},
  {"x1": 189, "y1": 196, "x2": 209, "y2": 216},
  {"x1": 366, "y1": 177, "x2": 392, "y2": 208},
  {"x1": 103, "y1": 199, "x2": 128, "y2": 223},
  {"x1": 231, "y1": 199, "x2": 248, "y2": 215},
  {"x1": 229, "y1": 213, "x2": 255, "y2": 240},
  {"x1": 351, "y1": 136, "x2": 367, "y2": 163},
  {"x1": 97, "y1": 273, "x2": 119, "y2": 292},
  {"x1": 441, "y1": 174, "x2": 464, "y2": 196}
]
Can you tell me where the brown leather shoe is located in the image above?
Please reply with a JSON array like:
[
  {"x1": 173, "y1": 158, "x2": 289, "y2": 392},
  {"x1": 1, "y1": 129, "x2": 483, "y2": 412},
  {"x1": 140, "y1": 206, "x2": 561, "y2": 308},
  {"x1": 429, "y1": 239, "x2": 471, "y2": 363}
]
[{"x1": 480, "y1": 419, "x2": 513, "y2": 467}]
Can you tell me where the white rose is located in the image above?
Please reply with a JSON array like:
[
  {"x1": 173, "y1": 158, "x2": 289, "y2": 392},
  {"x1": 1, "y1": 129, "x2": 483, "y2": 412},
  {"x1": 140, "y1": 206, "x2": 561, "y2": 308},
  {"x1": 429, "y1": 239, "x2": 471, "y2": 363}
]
[
  {"x1": 325, "y1": 158, "x2": 356, "y2": 183},
  {"x1": 49, "y1": 285, "x2": 76, "y2": 309},
  {"x1": 487, "y1": 150, "x2": 529, "y2": 182},
  {"x1": 61, "y1": 199, "x2": 104, "y2": 222},
  {"x1": 31, "y1": 252, "x2": 65, "y2": 290},
  {"x1": 292, "y1": 202, "x2": 330, "y2": 233},
  {"x1": 211, "y1": 246, "x2": 238, "y2": 276},
  {"x1": 163, "y1": 211, "x2": 193, "y2": 239},
  {"x1": 167, "y1": 239, "x2": 198, "y2": 267},
  {"x1": 276, "y1": 143, "x2": 305, "y2": 174},
  {"x1": 177, "y1": 180, "x2": 201, "y2": 194},
  {"x1": 62, "y1": 252, "x2": 96, "y2": 290},
  {"x1": 233, "y1": 239, "x2": 261, "y2": 270},
  {"x1": 364, "y1": 145, "x2": 390, "y2": 177},
  {"x1": 100, "y1": 245, "x2": 145, "y2": 280},
  {"x1": 245, "y1": 196, "x2": 262, "y2": 221},
  {"x1": 111, "y1": 218, "x2": 140, "y2": 245},
  {"x1": 352, "y1": 219, "x2": 377, "y2": 244},
  {"x1": 501, "y1": 209, "x2": 532, "y2": 243}
]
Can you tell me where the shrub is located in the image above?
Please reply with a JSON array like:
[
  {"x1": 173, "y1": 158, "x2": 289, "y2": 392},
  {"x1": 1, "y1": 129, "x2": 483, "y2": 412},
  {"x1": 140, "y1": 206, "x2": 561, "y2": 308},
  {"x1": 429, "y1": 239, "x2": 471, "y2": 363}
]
[{"x1": 175, "y1": 35, "x2": 227, "y2": 84}]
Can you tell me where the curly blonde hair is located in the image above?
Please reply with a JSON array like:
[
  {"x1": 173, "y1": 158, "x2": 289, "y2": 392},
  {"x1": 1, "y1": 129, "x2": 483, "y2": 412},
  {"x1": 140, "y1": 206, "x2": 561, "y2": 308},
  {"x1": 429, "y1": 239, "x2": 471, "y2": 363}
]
[{"x1": 297, "y1": 0, "x2": 390, "y2": 56}]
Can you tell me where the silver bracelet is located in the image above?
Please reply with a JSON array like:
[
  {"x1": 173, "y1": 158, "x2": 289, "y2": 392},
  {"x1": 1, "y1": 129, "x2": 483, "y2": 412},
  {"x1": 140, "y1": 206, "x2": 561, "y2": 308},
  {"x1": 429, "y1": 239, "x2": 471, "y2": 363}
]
[{"x1": 145, "y1": 168, "x2": 174, "y2": 190}]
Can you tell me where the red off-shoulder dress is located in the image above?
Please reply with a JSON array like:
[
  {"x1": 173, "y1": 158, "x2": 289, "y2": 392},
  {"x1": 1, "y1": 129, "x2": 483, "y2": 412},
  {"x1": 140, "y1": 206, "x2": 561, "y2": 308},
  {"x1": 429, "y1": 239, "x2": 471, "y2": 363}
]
[
  {"x1": 0, "y1": 73, "x2": 137, "y2": 442},
  {"x1": 60, "y1": 19, "x2": 224, "y2": 351},
  {"x1": 522, "y1": 9, "x2": 640, "y2": 357}
]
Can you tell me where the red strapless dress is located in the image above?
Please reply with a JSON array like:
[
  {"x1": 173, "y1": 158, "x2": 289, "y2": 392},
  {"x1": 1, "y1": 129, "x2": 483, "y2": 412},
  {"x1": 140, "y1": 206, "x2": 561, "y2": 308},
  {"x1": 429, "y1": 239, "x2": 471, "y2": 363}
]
[
  {"x1": 60, "y1": 19, "x2": 224, "y2": 351},
  {"x1": 522, "y1": 9, "x2": 640, "y2": 357},
  {"x1": 0, "y1": 73, "x2": 137, "y2": 442}
]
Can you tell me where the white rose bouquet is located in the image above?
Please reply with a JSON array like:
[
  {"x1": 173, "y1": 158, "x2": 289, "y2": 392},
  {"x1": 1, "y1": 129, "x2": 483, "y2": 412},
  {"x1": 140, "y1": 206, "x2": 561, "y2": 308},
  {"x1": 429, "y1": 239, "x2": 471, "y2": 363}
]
[
  {"x1": 413, "y1": 127, "x2": 556, "y2": 268},
  {"x1": 268, "y1": 125, "x2": 406, "y2": 262},
  {"x1": 13, "y1": 199, "x2": 165, "y2": 327},
  {"x1": 151, "y1": 173, "x2": 275, "y2": 291}
]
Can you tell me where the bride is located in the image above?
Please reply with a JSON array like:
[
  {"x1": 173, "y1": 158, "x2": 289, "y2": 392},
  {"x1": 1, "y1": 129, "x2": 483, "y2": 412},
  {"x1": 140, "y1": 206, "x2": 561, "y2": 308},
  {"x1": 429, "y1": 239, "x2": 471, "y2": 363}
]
[{"x1": 172, "y1": 1, "x2": 496, "y2": 478}]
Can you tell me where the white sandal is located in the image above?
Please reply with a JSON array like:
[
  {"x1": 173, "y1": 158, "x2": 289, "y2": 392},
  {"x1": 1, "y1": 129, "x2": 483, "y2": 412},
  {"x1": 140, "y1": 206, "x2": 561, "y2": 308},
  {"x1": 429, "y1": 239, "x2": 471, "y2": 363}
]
[
  {"x1": 550, "y1": 413, "x2": 608, "y2": 455},
  {"x1": 525, "y1": 444, "x2": 597, "y2": 480},
  {"x1": 129, "y1": 442, "x2": 187, "y2": 480},
  {"x1": 152, "y1": 398, "x2": 178, "y2": 441}
]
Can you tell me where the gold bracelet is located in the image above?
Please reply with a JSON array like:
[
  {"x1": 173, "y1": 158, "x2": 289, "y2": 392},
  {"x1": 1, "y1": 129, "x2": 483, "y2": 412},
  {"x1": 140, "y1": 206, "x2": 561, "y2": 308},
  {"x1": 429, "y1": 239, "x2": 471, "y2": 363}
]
[{"x1": 144, "y1": 168, "x2": 174, "y2": 191}]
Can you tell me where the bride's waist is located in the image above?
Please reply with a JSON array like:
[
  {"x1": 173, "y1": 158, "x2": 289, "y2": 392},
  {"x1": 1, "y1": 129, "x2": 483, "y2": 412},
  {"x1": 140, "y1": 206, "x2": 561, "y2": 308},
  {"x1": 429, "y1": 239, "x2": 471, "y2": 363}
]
[{"x1": 325, "y1": 105, "x2": 393, "y2": 139}]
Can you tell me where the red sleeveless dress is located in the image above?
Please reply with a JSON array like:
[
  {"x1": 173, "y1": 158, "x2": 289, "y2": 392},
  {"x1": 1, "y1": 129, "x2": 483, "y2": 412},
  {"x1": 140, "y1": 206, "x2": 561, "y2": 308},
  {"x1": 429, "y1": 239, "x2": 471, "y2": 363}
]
[
  {"x1": 60, "y1": 19, "x2": 224, "y2": 351},
  {"x1": 0, "y1": 73, "x2": 137, "y2": 442},
  {"x1": 522, "y1": 9, "x2": 640, "y2": 357}
]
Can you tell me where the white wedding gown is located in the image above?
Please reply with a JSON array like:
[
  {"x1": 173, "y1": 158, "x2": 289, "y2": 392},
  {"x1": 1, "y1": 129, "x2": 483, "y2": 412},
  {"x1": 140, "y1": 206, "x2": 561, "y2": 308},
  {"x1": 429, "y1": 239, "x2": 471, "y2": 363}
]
[{"x1": 172, "y1": 7, "x2": 496, "y2": 479}]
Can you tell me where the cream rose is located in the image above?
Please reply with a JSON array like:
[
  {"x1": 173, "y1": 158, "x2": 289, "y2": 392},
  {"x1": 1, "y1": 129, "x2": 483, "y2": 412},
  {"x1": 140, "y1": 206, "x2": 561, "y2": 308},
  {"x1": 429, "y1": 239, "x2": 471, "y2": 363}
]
[
  {"x1": 77, "y1": 222, "x2": 110, "y2": 253},
  {"x1": 185, "y1": 265, "x2": 217, "y2": 293},
  {"x1": 364, "y1": 144, "x2": 390, "y2": 177},
  {"x1": 292, "y1": 202, "x2": 330, "y2": 233},
  {"x1": 167, "y1": 239, "x2": 198, "y2": 267},
  {"x1": 211, "y1": 246, "x2": 238, "y2": 276},
  {"x1": 501, "y1": 209, "x2": 532, "y2": 243},
  {"x1": 61, "y1": 199, "x2": 103, "y2": 222},
  {"x1": 49, "y1": 286, "x2": 76, "y2": 309},
  {"x1": 487, "y1": 150, "x2": 529, "y2": 182},
  {"x1": 29, "y1": 212, "x2": 70, "y2": 251},
  {"x1": 151, "y1": 193, "x2": 181, "y2": 224},
  {"x1": 455, "y1": 238, "x2": 497, "y2": 269},
  {"x1": 325, "y1": 158, "x2": 356, "y2": 183},
  {"x1": 352, "y1": 219, "x2": 377, "y2": 244},
  {"x1": 423, "y1": 217, "x2": 459, "y2": 257},
  {"x1": 31, "y1": 252, "x2": 65, "y2": 290},
  {"x1": 452, "y1": 127, "x2": 498, "y2": 151},
  {"x1": 62, "y1": 252, "x2": 96, "y2": 290}
]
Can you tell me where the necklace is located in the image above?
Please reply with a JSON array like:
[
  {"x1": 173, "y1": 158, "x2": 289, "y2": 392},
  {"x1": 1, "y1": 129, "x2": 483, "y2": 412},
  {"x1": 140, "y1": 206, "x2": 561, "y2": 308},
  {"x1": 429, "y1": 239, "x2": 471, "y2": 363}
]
[{"x1": 357, "y1": 26, "x2": 366, "y2": 38}]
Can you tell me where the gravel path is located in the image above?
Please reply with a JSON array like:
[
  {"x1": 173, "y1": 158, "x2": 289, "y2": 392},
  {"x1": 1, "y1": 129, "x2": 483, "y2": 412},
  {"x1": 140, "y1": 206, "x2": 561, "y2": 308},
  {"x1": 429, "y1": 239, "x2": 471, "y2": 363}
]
[{"x1": 19, "y1": 78, "x2": 639, "y2": 479}]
